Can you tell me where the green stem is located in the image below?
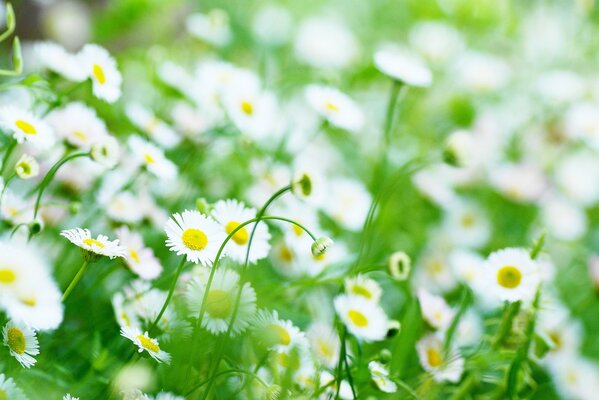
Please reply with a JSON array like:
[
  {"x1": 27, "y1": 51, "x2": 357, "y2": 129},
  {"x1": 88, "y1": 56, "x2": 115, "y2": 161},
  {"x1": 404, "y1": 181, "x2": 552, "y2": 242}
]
[
  {"x1": 61, "y1": 259, "x2": 90, "y2": 302},
  {"x1": 148, "y1": 257, "x2": 186, "y2": 335},
  {"x1": 493, "y1": 301, "x2": 521, "y2": 350},
  {"x1": 444, "y1": 288, "x2": 471, "y2": 353},
  {"x1": 335, "y1": 326, "x2": 348, "y2": 400},
  {"x1": 393, "y1": 377, "x2": 422, "y2": 400},
  {"x1": 449, "y1": 373, "x2": 477, "y2": 400},
  {"x1": 0, "y1": 172, "x2": 15, "y2": 208},
  {"x1": 33, "y1": 151, "x2": 89, "y2": 220},
  {"x1": 0, "y1": 139, "x2": 16, "y2": 176}
]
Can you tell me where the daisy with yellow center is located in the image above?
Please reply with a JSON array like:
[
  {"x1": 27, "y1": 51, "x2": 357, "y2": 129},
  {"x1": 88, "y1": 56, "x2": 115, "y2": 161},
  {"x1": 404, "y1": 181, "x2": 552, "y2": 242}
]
[
  {"x1": 251, "y1": 309, "x2": 307, "y2": 355},
  {"x1": 61, "y1": 228, "x2": 127, "y2": 260},
  {"x1": 417, "y1": 288, "x2": 455, "y2": 331},
  {"x1": 46, "y1": 102, "x2": 109, "y2": 150},
  {"x1": 0, "y1": 106, "x2": 55, "y2": 148},
  {"x1": 128, "y1": 135, "x2": 177, "y2": 181},
  {"x1": 483, "y1": 247, "x2": 540, "y2": 304},
  {"x1": 223, "y1": 86, "x2": 279, "y2": 141},
  {"x1": 368, "y1": 361, "x2": 398, "y2": 394},
  {"x1": 120, "y1": 327, "x2": 171, "y2": 364},
  {"x1": 304, "y1": 84, "x2": 365, "y2": 132},
  {"x1": 14, "y1": 154, "x2": 39, "y2": 180},
  {"x1": 344, "y1": 274, "x2": 382, "y2": 303},
  {"x1": 165, "y1": 210, "x2": 226, "y2": 266},
  {"x1": 211, "y1": 199, "x2": 271, "y2": 264},
  {"x1": 116, "y1": 226, "x2": 163, "y2": 280},
  {"x1": 186, "y1": 268, "x2": 256, "y2": 335},
  {"x1": 416, "y1": 333, "x2": 464, "y2": 383},
  {"x1": 334, "y1": 294, "x2": 389, "y2": 342},
  {"x1": 307, "y1": 322, "x2": 340, "y2": 369},
  {"x1": 2, "y1": 320, "x2": 39, "y2": 368},
  {"x1": 0, "y1": 374, "x2": 26, "y2": 400},
  {"x1": 78, "y1": 44, "x2": 122, "y2": 103}
]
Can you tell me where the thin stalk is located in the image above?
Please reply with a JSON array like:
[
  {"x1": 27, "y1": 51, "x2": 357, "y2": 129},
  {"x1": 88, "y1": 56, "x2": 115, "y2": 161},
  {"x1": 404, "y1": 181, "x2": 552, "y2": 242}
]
[
  {"x1": 61, "y1": 259, "x2": 90, "y2": 302},
  {"x1": 492, "y1": 301, "x2": 521, "y2": 350},
  {"x1": 393, "y1": 377, "x2": 422, "y2": 400},
  {"x1": 0, "y1": 172, "x2": 15, "y2": 207},
  {"x1": 334, "y1": 326, "x2": 348, "y2": 400},
  {"x1": 148, "y1": 257, "x2": 186, "y2": 335},
  {"x1": 0, "y1": 139, "x2": 16, "y2": 176}
]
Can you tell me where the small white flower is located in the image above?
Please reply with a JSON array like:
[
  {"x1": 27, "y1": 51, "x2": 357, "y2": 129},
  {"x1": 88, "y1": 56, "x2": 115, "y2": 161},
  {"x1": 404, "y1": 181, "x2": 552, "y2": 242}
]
[
  {"x1": 79, "y1": 44, "x2": 122, "y2": 103},
  {"x1": 368, "y1": 361, "x2": 397, "y2": 393},
  {"x1": 120, "y1": 327, "x2": 171, "y2": 364},
  {"x1": 304, "y1": 84, "x2": 364, "y2": 132},
  {"x1": 374, "y1": 45, "x2": 432, "y2": 87},
  {"x1": 307, "y1": 322, "x2": 339, "y2": 369},
  {"x1": 125, "y1": 103, "x2": 181, "y2": 149},
  {"x1": 14, "y1": 154, "x2": 39, "y2": 180},
  {"x1": 63, "y1": 394, "x2": 80, "y2": 400},
  {"x1": 47, "y1": 102, "x2": 109, "y2": 150},
  {"x1": 116, "y1": 226, "x2": 163, "y2": 280},
  {"x1": 34, "y1": 41, "x2": 86, "y2": 81},
  {"x1": 334, "y1": 294, "x2": 389, "y2": 342},
  {"x1": 0, "y1": 106, "x2": 55, "y2": 149},
  {"x1": 416, "y1": 333, "x2": 464, "y2": 383},
  {"x1": 128, "y1": 135, "x2": 177, "y2": 180},
  {"x1": 90, "y1": 135, "x2": 120, "y2": 168},
  {"x1": 0, "y1": 373, "x2": 27, "y2": 399},
  {"x1": 482, "y1": 247, "x2": 540, "y2": 304},
  {"x1": 417, "y1": 288, "x2": 455, "y2": 331},
  {"x1": 186, "y1": 9, "x2": 232, "y2": 47},
  {"x1": 2, "y1": 320, "x2": 39, "y2": 368},
  {"x1": 344, "y1": 275, "x2": 382, "y2": 303},
  {"x1": 251, "y1": 309, "x2": 307, "y2": 354},
  {"x1": 61, "y1": 227, "x2": 127, "y2": 259}
]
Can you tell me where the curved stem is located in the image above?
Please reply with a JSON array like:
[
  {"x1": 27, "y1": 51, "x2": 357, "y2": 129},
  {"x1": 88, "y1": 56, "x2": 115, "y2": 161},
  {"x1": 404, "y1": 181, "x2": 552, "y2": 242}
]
[
  {"x1": 185, "y1": 368, "x2": 268, "y2": 396},
  {"x1": 148, "y1": 257, "x2": 186, "y2": 335},
  {"x1": 0, "y1": 172, "x2": 15, "y2": 208},
  {"x1": 335, "y1": 326, "x2": 348, "y2": 399},
  {"x1": 33, "y1": 151, "x2": 89, "y2": 220},
  {"x1": 0, "y1": 139, "x2": 16, "y2": 176},
  {"x1": 61, "y1": 259, "x2": 90, "y2": 302}
]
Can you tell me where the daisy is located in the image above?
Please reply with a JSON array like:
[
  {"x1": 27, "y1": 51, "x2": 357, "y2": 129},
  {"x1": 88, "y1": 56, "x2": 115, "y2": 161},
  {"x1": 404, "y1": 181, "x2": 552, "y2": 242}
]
[
  {"x1": 61, "y1": 227, "x2": 127, "y2": 260},
  {"x1": 344, "y1": 275, "x2": 382, "y2": 303},
  {"x1": 211, "y1": 199, "x2": 271, "y2": 264},
  {"x1": 116, "y1": 226, "x2": 163, "y2": 280},
  {"x1": 374, "y1": 45, "x2": 432, "y2": 87},
  {"x1": 164, "y1": 210, "x2": 225, "y2": 266},
  {"x1": 106, "y1": 192, "x2": 145, "y2": 224},
  {"x1": 186, "y1": 9, "x2": 232, "y2": 47},
  {"x1": 0, "y1": 374, "x2": 27, "y2": 400},
  {"x1": 2, "y1": 320, "x2": 39, "y2": 368},
  {"x1": 14, "y1": 154, "x2": 39, "y2": 180},
  {"x1": 112, "y1": 292, "x2": 141, "y2": 330},
  {"x1": 64, "y1": 395, "x2": 80, "y2": 400},
  {"x1": 304, "y1": 84, "x2": 364, "y2": 132},
  {"x1": 128, "y1": 135, "x2": 177, "y2": 180},
  {"x1": 482, "y1": 248, "x2": 540, "y2": 304},
  {"x1": 323, "y1": 178, "x2": 371, "y2": 231},
  {"x1": 417, "y1": 289, "x2": 455, "y2": 331},
  {"x1": 368, "y1": 361, "x2": 397, "y2": 393},
  {"x1": 125, "y1": 103, "x2": 181, "y2": 149},
  {"x1": 46, "y1": 102, "x2": 109, "y2": 150},
  {"x1": 0, "y1": 189, "x2": 34, "y2": 225},
  {"x1": 334, "y1": 294, "x2": 389, "y2": 342},
  {"x1": 251, "y1": 309, "x2": 307, "y2": 354},
  {"x1": 186, "y1": 268, "x2": 256, "y2": 335},
  {"x1": 0, "y1": 106, "x2": 55, "y2": 148},
  {"x1": 306, "y1": 322, "x2": 340, "y2": 369},
  {"x1": 78, "y1": 44, "x2": 122, "y2": 103},
  {"x1": 121, "y1": 326, "x2": 171, "y2": 364},
  {"x1": 319, "y1": 370, "x2": 355, "y2": 400},
  {"x1": 222, "y1": 87, "x2": 280, "y2": 141},
  {"x1": 442, "y1": 199, "x2": 490, "y2": 249},
  {"x1": 34, "y1": 41, "x2": 86, "y2": 81},
  {"x1": 90, "y1": 135, "x2": 121, "y2": 168},
  {"x1": 416, "y1": 333, "x2": 464, "y2": 383}
]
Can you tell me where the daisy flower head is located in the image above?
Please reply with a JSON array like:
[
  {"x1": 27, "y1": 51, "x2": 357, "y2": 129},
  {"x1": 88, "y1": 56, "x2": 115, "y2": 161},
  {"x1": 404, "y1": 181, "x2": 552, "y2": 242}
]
[
  {"x1": 90, "y1": 135, "x2": 121, "y2": 168},
  {"x1": 79, "y1": 44, "x2": 122, "y2": 103},
  {"x1": 483, "y1": 247, "x2": 541, "y2": 304},
  {"x1": 223, "y1": 87, "x2": 280, "y2": 141},
  {"x1": 416, "y1": 333, "x2": 464, "y2": 383},
  {"x1": 34, "y1": 41, "x2": 87, "y2": 81},
  {"x1": 417, "y1": 288, "x2": 455, "y2": 331},
  {"x1": 323, "y1": 178, "x2": 372, "y2": 231},
  {"x1": 120, "y1": 327, "x2": 171, "y2": 364},
  {"x1": 2, "y1": 320, "x2": 40, "y2": 368},
  {"x1": 125, "y1": 103, "x2": 181, "y2": 149},
  {"x1": 116, "y1": 226, "x2": 163, "y2": 280},
  {"x1": 164, "y1": 210, "x2": 226, "y2": 266},
  {"x1": 344, "y1": 275, "x2": 382, "y2": 303},
  {"x1": 0, "y1": 374, "x2": 27, "y2": 400},
  {"x1": 0, "y1": 106, "x2": 55, "y2": 149},
  {"x1": 211, "y1": 199, "x2": 271, "y2": 264},
  {"x1": 46, "y1": 102, "x2": 109, "y2": 150},
  {"x1": 14, "y1": 154, "x2": 39, "y2": 180},
  {"x1": 61, "y1": 227, "x2": 127, "y2": 261},
  {"x1": 251, "y1": 310, "x2": 307, "y2": 354},
  {"x1": 186, "y1": 9, "x2": 232, "y2": 47},
  {"x1": 128, "y1": 135, "x2": 177, "y2": 180},
  {"x1": 186, "y1": 268, "x2": 256, "y2": 335},
  {"x1": 374, "y1": 45, "x2": 432, "y2": 87},
  {"x1": 306, "y1": 322, "x2": 340, "y2": 369},
  {"x1": 334, "y1": 294, "x2": 389, "y2": 342},
  {"x1": 368, "y1": 361, "x2": 398, "y2": 394},
  {"x1": 304, "y1": 84, "x2": 364, "y2": 132}
]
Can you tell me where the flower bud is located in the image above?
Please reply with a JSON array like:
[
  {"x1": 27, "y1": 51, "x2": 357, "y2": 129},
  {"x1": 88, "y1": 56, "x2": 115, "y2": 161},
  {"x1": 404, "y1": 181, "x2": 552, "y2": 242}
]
[
  {"x1": 378, "y1": 348, "x2": 392, "y2": 363},
  {"x1": 14, "y1": 154, "x2": 39, "y2": 180},
  {"x1": 195, "y1": 197, "x2": 211, "y2": 215},
  {"x1": 28, "y1": 219, "x2": 44, "y2": 235},
  {"x1": 388, "y1": 251, "x2": 411, "y2": 281},
  {"x1": 69, "y1": 202, "x2": 82, "y2": 215},
  {"x1": 91, "y1": 136, "x2": 120, "y2": 168},
  {"x1": 292, "y1": 172, "x2": 312, "y2": 197},
  {"x1": 443, "y1": 129, "x2": 473, "y2": 168},
  {"x1": 311, "y1": 236, "x2": 334, "y2": 257},
  {"x1": 386, "y1": 320, "x2": 401, "y2": 338}
]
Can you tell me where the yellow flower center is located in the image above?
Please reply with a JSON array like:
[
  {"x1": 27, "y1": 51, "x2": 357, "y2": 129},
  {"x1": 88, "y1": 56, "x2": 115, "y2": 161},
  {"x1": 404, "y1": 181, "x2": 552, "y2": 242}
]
[
  {"x1": 144, "y1": 153, "x2": 156, "y2": 164},
  {"x1": 182, "y1": 228, "x2": 208, "y2": 251},
  {"x1": 318, "y1": 340, "x2": 334, "y2": 359},
  {"x1": 21, "y1": 296, "x2": 37, "y2": 307},
  {"x1": 93, "y1": 64, "x2": 106, "y2": 85},
  {"x1": 15, "y1": 119, "x2": 37, "y2": 135},
  {"x1": 279, "y1": 246, "x2": 293, "y2": 263},
  {"x1": 83, "y1": 238, "x2": 105, "y2": 248},
  {"x1": 129, "y1": 249, "x2": 140, "y2": 263},
  {"x1": 73, "y1": 130, "x2": 87, "y2": 141},
  {"x1": 497, "y1": 265, "x2": 522, "y2": 289},
  {"x1": 7, "y1": 327, "x2": 26, "y2": 354},
  {"x1": 137, "y1": 334, "x2": 160, "y2": 353},
  {"x1": 206, "y1": 289, "x2": 232, "y2": 318},
  {"x1": 16, "y1": 161, "x2": 31, "y2": 176},
  {"x1": 427, "y1": 347, "x2": 443, "y2": 367},
  {"x1": 348, "y1": 309, "x2": 368, "y2": 327},
  {"x1": 225, "y1": 221, "x2": 249, "y2": 245},
  {"x1": 461, "y1": 213, "x2": 475, "y2": 227},
  {"x1": 292, "y1": 224, "x2": 303, "y2": 237},
  {"x1": 272, "y1": 324, "x2": 291, "y2": 345},
  {"x1": 0, "y1": 389, "x2": 7, "y2": 400},
  {"x1": 325, "y1": 102, "x2": 339, "y2": 112},
  {"x1": 0, "y1": 268, "x2": 16, "y2": 284},
  {"x1": 351, "y1": 285, "x2": 372, "y2": 299},
  {"x1": 241, "y1": 100, "x2": 254, "y2": 115}
]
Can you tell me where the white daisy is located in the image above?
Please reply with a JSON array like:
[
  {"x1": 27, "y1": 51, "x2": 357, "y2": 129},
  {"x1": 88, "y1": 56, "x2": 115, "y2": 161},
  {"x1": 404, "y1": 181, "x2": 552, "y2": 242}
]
[
  {"x1": 46, "y1": 102, "x2": 109, "y2": 150},
  {"x1": 128, "y1": 135, "x2": 177, "y2": 180},
  {"x1": 323, "y1": 177, "x2": 372, "y2": 231},
  {"x1": 374, "y1": 45, "x2": 432, "y2": 87},
  {"x1": 251, "y1": 309, "x2": 307, "y2": 354},
  {"x1": 14, "y1": 154, "x2": 39, "y2": 180},
  {"x1": 416, "y1": 333, "x2": 464, "y2": 383},
  {"x1": 78, "y1": 44, "x2": 122, "y2": 103},
  {"x1": 186, "y1": 9, "x2": 232, "y2": 47},
  {"x1": 0, "y1": 189, "x2": 34, "y2": 226},
  {"x1": 2, "y1": 320, "x2": 39, "y2": 368},
  {"x1": 483, "y1": 248, "x2": 540, "y2": 304},
  {"x1": 0, "y1": 374, "x2": 27, "y2": 400},
  {"x1": 121, "y1": 326, "x2": 171, "y2": 364},
  {"x1": 222, "y1": 87, "x2": 280, "y2": 141},
  {"x1": 34, "y1": 41, "x2": 86, "y2": 81},
  {"x1": 334, "y1": 294, "x2": 389, "y2": 342},
  {"x1": 368, "y1": 361, "x2": 397, "y2": 393},
  {"x1": 90, "y1": 135, "x2": 121, "y2": 168},
  {"x1": 417, "y1": 288, "x2": 455, "y2": 331},
  {"x1": 116, "y1": 226, "x2": 163, "y2": 280},
  {"x1": 61, "y1": 227, "x2": 127, "y2": 260},
  {"x1": 125, "y1": 103, "x2": 181, "y2": 149},
  {"x1": 319, "y1": 370, "x2": 355, "y2": 400},
  {"x1": 306, "y1": 322, "x2": 340, "y2": 369},
  {"x1": 344, "y1": 275, "x2": 382, "y2": 303},
  {"x1": 304, "y1": 84, "x2": 364, "y2": 132},
  {"x1": 164, "y1": 210, "x2": 226, "y2": 266},
  {"x1": 63, "y1": 394, "x2": 80, "y2": 400},
  {"x1": 106, "y1": 192, "x2": 145, "y2": 224},
  {"x1": 211, "y1": 199, "x2": 271, "y2": 264},
  {"x1": 0, "y1": 106, "x2": 55, "y2": 148},
  {"x1": 186, "y1": 268, "x2": 256, "y2": 335}
]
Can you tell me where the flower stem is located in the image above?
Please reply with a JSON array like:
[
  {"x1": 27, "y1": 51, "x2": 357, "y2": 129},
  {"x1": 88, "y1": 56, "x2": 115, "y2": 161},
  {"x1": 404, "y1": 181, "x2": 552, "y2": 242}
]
[
  {"x1": 0, "y1": 138, "x2": 16, "y2": 176},
  {"x1": 492, "y1": 300, "x2": 521, "y2": 350},
  {"x1": 61, "y1": 259, "x2": 90, "y2": 302},
  {"x1": 148, "y1": 257, "x2": 186, "y2": 335},
  {"x1": 335, "y1": 326, "x2": 348, "y2": 399}
]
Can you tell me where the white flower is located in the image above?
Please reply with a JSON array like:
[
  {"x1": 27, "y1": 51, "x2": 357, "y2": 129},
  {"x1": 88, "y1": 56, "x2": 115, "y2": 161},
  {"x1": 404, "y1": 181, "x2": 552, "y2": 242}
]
[
  {"x1": 79, "y1": 44, "x2": 122, "y2": 103},
  {"x1": 409, "y1": 21, "x2": 463, "y2": 64},
  {"x1": 116, "y1": 226, "x2": 163, "y2": 280},
  {"x1": 417, "y1": 288, "x2": 455, "y2": 331},
  {"x1": 307, "y1": 322, "x2": 339, "y2": 369},
  {"x1": 14, "y1": 154, "x2": 39, "y2": 180},
  {"x1": 304, "y1": 84, "x2": 364, "y2": 132},
  {"x1": 0, "y1": 374, "x2": 27, "y2": 400},
  {"x1": 128, "y1": 135, "x2": 177, "y2": 180},
  {"x1": 164, "y1": 210, "x2": 226, "y2": 266},
  {"x1": 90, "y1": 135, "x2": 121, "y2": 168},
  {"x1": 252, "y1": 4, "x2": 293, "y2": 46},
  {"x1": 125, "y1": 103, "x2": 181, "y2": 149},
  {"x1": 211, "y1": 199, "x2": 271, "y2": 264},
  {"x1": 323, "y1": 178, "x2": 371, "y2": 231},
  {"x1": 344, "y1": 275, "x2": 382, "y2": 303},
  {"x1": 442, "y1": 199, "x2": 490, "y2": 249},
  {"x1": 374, "y1": 45, "x2": 432, "y2": 87},
  {"x1": 61, "y1": 227, "x2": 127, "y2": 259},
  {"x1": 34, "y1": 41, "x2": 86, "y2": 81},
  {"x1": 223, "y1": 87, "x2": 280, "y2": 141},
  {"x1": 489, "y1": 162, "x2": 547, "y2": 203},
  {"x1": 2, "y1": 320, "x2": 39, "y2": 368},
  {"x1": 47, "y1": 102, "x2": 109, "y2": 150},
  {"x1": 186, "y1": 9, "x2": 232, "y2": 47},
  {"x1": 63, "y1": 394, "x2": 80, "y2": 400},
  {"x1": 251, "y1": 309, "x2": 307, "y2": 354},
  {"x1": 186, "y1": 268, "x2": 256, "y2": 335},
  {"x1": 540, "y1": 194, "x2": 587, "y2": 241},
  {"x1": 482, "y1": 248, "x2": 540, "y2": 304},
  {"x1": 121, "y1": 327, "x2": 171, "y2": 364},
  {"x1": 0, "y1": 106, "x2": 55, "y2": 148},
  {"x1": 368, "y1": 361, "x2": 397, "y2": 393},
  {"x1": 334, "y1": 294, "x2": 388, "y2": 342},
  {"x1": 106, "y1": 192, "x2": 145, "y2": 224},
  {"x1": 416, "y1": 333, "x2": 464, "y2": 383}
]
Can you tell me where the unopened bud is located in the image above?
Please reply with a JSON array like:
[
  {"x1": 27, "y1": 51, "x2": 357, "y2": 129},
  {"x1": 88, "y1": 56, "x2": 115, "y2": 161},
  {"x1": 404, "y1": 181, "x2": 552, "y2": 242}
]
[
  {"x1": 195, "y1": 197, "x2": 210, "y2": 215},
  {"x1": 28, "y1": 219, "x2": 43, "y2": 235},
  {"x1": 388, "y1": 251, "x2": 411, "y2": 281},
  {"x1": 386, "y1": 320, "x2": 401, "y2": 338},
  {"x1": 311, "y1": 237, "x2": 334, "y2": 257},
  {"x1": 378, "y1": 348, "x2": 392, "y2": 363},
  {"x1": 443, "y1": 130, "x2": 473, "y2": 168},
  {"x1": 292, "y1": 172, "x2": 312, "y2": 197},
  {"x1": 69, "y1": 202, "x2": 82, "y2": 215}
]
